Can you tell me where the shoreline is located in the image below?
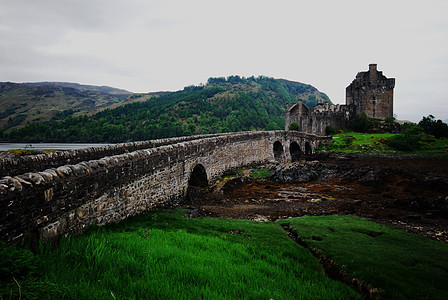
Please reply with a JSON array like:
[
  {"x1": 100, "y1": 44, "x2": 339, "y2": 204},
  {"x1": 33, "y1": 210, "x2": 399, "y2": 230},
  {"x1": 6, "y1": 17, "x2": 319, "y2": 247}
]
[{"x1": 184, "y1": 154, "x2": 448, "y2": 242}]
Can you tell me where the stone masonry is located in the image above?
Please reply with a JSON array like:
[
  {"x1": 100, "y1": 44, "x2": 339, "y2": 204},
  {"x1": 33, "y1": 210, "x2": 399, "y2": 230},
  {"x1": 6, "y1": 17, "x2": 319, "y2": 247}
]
[
  {"x1": 0, "y1": 131, "x2": 328, "y2": 244},
  {"x1": 346, "y1": 63, "x2": 395, "y2": 119},
  {"x1": 285, "y1": 64, "x2": 395, "y2": 135}
]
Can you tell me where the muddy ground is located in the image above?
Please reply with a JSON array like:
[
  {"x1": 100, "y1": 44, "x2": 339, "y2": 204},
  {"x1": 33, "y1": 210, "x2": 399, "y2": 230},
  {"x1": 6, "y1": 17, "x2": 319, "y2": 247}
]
[{"x1": 184, "y1": 154, "x2": 448, "y2": 242}]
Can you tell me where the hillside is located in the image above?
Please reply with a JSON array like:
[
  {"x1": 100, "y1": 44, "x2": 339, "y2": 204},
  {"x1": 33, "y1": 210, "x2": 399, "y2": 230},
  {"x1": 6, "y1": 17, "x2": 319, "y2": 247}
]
[
  {"x1": 22, "y1": 82, "x2": 131, "y2": 95},
  {"x1": 0, "y1": 82, "x2": 131, "y2": 130},
  {"x1": 1, "y1": 76, "x2": 331, "y2": 143}
]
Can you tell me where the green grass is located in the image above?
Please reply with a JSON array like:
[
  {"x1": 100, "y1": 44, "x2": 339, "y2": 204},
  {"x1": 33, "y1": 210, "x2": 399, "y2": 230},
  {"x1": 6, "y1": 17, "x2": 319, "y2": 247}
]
[
  {"x1": 0, "y1": 241, "x2": 58, "y2": 299},
  {"x1": 330, "y1": 132, "x2": 393, "y2": 152},
  {"x1": 250, "y1": 168, "x2": 271, "y2": 179},
  {"x1": 235, "y1": 168, "x2": 271, "y2": 179},
  {"x1": 318, "y1": 132, "x2": 448, "y2": 155},
  {"x1": 2, "y1": 210, "x2": 360, "y2": 299},
  {"x1": 279, "y1": 215, "x2": 448, "y2": 300},
  {"x1": 4, "y1": 212, "x2": 447, "y2": 299},
  {"x1": 418, "y1": 137, "x2": 448, "y2": 154}
]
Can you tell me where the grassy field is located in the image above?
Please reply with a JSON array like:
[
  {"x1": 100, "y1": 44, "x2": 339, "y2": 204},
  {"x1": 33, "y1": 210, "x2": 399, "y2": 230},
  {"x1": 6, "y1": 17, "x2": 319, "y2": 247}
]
[
  {"x1": 1, "y1": 210, "x2": 360, "y2": 299},
  {"x1": 280, "y1": 215, "x2": 448, "y2": 299},
  {"x1": 2, "y1": 211, "x2": 448, "y2": 299},
  {"x1": 318, "y1": 132, "x2": 448, "y2": 155}
]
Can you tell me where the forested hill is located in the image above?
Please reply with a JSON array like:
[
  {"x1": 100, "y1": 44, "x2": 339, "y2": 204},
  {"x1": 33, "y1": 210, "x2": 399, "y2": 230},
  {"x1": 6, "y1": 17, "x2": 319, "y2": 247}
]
[{"x1": 1, "y1": 76, "x2": 331, "y2": 143}]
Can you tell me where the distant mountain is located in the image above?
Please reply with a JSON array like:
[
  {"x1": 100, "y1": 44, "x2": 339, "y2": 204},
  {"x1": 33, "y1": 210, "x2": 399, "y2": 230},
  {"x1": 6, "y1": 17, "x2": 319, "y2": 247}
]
[
  {"x1": 23, "y1": 82, "x2": 132, "y2": 95},
  {"x1": 0, "y1": 82, "x2": 131, "y2": 130},
  {"x1": 1, "y1": 76, "x2": 332, "y2": 143}
]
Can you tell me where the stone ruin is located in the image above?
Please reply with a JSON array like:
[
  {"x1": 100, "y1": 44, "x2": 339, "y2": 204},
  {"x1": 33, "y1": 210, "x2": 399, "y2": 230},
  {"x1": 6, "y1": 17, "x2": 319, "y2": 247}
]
[{"x1": 285, "y1": 64, "x2": 395, "y2": 135}]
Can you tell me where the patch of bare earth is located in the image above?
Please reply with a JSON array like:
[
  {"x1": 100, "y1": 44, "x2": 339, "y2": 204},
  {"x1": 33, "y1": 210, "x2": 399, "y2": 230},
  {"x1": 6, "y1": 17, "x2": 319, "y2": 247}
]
[{"x1": 184, "y1": 155, "x2": 448, "y2": 242}]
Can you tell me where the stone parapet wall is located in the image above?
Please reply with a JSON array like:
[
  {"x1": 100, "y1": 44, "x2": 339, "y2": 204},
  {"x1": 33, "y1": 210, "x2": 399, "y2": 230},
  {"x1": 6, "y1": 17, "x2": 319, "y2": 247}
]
[
  {"x1": 0, "y1": 134, "x2": 232, "y2": 178},
  {"x1": 0, "y1": 131, "x2": 328, "y2": 244}
]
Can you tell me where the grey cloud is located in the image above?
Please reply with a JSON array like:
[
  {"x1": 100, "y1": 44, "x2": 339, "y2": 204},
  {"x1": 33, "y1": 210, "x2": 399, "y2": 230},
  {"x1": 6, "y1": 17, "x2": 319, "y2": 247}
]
[
  {"x1": 0, "y1": 0, "x2": 447, "y2": 121},
  {"x1": 0, "y1": 0, "x2": 152, "y2": 32}
]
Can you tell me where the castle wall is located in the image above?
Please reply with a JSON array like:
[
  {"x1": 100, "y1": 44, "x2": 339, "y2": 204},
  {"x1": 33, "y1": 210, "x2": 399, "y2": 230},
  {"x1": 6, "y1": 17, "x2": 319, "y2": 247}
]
[
  {"x1": 346, "y1": 64, "x2": 395, "y2": 119},
  {"x1": 286, "y1": 64, "x2": 395, "y2": 134},
  {"x1": 285, "y1": 102, "x2": 354, "y2": 135}
]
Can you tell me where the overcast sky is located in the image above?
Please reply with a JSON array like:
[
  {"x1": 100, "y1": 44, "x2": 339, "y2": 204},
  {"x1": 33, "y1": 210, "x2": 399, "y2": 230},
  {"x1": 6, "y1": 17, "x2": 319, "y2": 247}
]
[{"x1": 1, "y1": 0, "x2": 447, "y2": 122}]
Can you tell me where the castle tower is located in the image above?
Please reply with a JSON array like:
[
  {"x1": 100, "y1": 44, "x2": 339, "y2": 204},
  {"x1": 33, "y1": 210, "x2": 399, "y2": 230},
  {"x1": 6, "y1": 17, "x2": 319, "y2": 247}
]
[{"x1": 346, "y1": 64, "x2": 395, "y2": 119}]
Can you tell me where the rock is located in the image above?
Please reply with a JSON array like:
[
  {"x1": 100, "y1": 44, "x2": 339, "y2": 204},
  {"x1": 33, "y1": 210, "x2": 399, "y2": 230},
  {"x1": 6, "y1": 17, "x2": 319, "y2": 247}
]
[
  {"x1": 423, "y1": 176, "x2": 447, "y2": 189},
  {"x1": 357, "y1": 167, "x2": 385, "y2": 186},
  {"x1": 406, "y1": 214, "x2": 421, "y2": 220},
  {"x1": 221, "y1": 177, "x2": 243, "y2": 192},
  {"x1": 269, "y1": 162, "x2": 324, "y2": 183},
  {"x1": 56, "y1": 166, "x2": 73, "y2": 176},
  {"x1": 425, "y1": 212, "x2": 434, "y2": 218},
  {"x1": 23, "y1": 173, "x2": 46, "y2": 185},
  {"x1": 184, "y1": 207, "x2": 203, "y2": 218},
  {"x1": 339, "y1": 202, "x2": 355, "y2": 213},
  {"x1": 252, "y1": 215, "x2": 270, "y2": 222}
]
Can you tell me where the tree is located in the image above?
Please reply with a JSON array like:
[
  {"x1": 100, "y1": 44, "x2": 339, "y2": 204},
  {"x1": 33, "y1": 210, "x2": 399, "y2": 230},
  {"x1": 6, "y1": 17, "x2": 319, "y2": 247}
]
[
  {"x1": 418, "y1": 115, "x2": 448, "y2": 138},
  {"x1": 288, "y1": 122, "x2": 299, "y2": 131},
  {"x1": 265, "y1": 121, "x2": 281, "y2": 131},
  {"x1": 207, "y1": 77, "x2": 226, "y2": 85}
]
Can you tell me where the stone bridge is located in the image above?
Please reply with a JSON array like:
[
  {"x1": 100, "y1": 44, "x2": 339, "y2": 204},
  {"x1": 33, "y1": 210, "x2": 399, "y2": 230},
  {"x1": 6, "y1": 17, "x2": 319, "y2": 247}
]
[{"x1": 0, "y1": 131, "x2": 329, "y2": 243}]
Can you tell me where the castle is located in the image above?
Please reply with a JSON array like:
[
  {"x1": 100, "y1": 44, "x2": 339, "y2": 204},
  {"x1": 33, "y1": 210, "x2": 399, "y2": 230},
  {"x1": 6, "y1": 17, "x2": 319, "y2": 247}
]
[{"x1": 285, "y1": 64, "x2": 395, "y2": 134}]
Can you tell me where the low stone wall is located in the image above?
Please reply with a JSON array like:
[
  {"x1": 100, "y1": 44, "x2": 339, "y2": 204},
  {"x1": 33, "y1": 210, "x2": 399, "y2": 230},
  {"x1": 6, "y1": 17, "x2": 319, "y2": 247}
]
[
  {"x1": 0, "y1": 133, "x2": 229, "y2": 177},
  {"x1": 0, "y1": 131, "x2": 328, "y2": 244}
]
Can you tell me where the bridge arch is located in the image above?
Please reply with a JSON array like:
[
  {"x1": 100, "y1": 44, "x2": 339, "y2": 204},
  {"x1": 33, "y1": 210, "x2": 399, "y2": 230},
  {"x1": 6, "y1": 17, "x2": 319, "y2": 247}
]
[
  {"x1": 290, "y1": 141, "x2": 302, "y2": 162},
  {"x1": 304, "y1": 141, "x2": 312, "y2": 155},
  {"x1": 273, "y1": 141, "x2": 284, "y2": 162},
  {"x1": 186, "y1": 164, "x2": 208, "y2": 200},
  {"x1": 188, "y1": 164, "x2": 208, "y2": 188}
]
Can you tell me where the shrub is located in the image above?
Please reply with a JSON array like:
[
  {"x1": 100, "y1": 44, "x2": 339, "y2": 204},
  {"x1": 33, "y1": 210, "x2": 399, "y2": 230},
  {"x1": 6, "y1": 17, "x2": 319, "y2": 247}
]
[
  {"x1": 325, "y1": 125, "x2": 337, "y2": 136},
  {"x1": 381, "y1": 116, "x2": 400, "y2": 133},
  {"x1": 386, "y1": 132, "x2": 423, "y2": 151},
  {"x1": 316, "y1": 140, "x2": 337, "y2": 151},
  {"x1": 341, "y1": 135, "x2": 355, "y2": 146},
  {"x1": 400, "y1": 122, "x2": 424, "y2": 135},
  {"x1": 350, "y1": 113, "x2": 373, "y2": 133},
  {"x1": 288, "y1": 121, "x2": 299, "y2": 131}
]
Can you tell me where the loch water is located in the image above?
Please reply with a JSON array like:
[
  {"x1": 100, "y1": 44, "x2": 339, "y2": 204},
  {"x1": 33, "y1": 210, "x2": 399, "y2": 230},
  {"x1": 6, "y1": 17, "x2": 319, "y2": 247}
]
[{"x1": 0, "y1": 143, "x2": 116, "y2": 152}]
